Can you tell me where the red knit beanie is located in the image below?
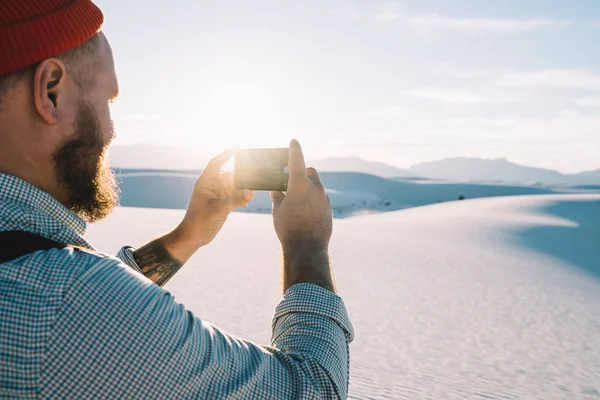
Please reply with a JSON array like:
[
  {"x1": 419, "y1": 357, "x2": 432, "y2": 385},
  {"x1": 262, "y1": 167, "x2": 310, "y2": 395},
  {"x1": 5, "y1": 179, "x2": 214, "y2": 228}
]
[{"x1": 0, "y1": 0, "x2": 104, "y2": 76}]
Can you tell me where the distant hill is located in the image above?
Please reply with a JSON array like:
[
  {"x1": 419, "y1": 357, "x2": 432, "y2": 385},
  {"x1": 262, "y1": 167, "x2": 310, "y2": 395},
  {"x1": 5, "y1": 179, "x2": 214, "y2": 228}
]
[
  {"x1": 308, "y1": 157, "x2": 411, "y2": 178},
  {"x1": 313, "y1": 156, "x2": 600, "y2": 185},
  {"x1": 110, "y1": 145, "x2": 599, "y2": 185},
  {"x1": 410, "y1": 157, "x2": 564, "y2": 184},
  {"x1": 573, "y1": 169, "x2": 600, "y2": 182}
]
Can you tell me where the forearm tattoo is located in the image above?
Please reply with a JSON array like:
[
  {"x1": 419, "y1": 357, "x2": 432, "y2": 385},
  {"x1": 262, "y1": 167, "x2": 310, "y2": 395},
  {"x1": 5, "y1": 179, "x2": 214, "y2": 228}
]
[{"x1": 133, "y1": 240, "x2": 184, "y2": 287}]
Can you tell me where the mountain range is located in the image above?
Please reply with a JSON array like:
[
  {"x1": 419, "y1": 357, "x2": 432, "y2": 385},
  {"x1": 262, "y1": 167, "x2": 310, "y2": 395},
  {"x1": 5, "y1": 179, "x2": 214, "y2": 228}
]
[
  {"x1": 109, "y1": 145, "x2": 599, "y2": 185},
  {"x1": 310, "y1": 156, "x2": 600, "y2": 185}
]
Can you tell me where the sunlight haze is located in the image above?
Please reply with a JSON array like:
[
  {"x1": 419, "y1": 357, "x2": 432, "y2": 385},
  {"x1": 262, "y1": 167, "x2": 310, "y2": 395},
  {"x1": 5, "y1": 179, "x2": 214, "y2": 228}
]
[{"x1": 97, "y1": 0, "x2": 600, "y2": 173}]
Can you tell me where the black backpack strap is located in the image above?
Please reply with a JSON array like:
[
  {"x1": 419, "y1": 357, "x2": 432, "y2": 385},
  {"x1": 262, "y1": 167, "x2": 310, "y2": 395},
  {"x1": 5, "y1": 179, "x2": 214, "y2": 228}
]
[{"x1": 0, "y1": 231, "x2": 67, "y2": 263}]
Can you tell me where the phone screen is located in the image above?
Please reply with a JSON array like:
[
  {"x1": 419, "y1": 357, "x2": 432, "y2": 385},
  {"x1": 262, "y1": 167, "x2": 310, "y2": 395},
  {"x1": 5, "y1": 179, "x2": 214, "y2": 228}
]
[{"x1": 234, "y1": 148, "x2": 289, "y2": 191}]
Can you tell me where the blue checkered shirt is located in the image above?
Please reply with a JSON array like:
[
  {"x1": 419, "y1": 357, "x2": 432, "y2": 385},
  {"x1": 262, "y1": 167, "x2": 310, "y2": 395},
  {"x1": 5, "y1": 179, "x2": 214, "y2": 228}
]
[{"x1": 0, "y1": 173, "x2": 354, "y2": 399}]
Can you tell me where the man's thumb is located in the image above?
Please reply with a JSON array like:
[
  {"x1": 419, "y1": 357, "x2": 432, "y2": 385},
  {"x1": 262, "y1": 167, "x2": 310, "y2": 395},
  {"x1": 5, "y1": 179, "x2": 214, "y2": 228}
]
[{"x1": 271, "y1": 191, "x2": 285, "y2": 211}]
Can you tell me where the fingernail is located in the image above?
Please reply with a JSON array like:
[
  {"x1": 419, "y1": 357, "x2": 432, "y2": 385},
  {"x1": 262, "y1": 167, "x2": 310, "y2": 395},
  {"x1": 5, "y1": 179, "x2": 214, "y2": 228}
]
[{"x1": 243, "y1": 189, "x2": 253, "y2": 200}]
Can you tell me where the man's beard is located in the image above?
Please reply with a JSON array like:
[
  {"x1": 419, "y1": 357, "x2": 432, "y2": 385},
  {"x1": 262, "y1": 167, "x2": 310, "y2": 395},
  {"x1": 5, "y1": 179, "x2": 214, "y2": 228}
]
[{"x1": 53, "y1": 102, "x2": 119, "y2": 223}]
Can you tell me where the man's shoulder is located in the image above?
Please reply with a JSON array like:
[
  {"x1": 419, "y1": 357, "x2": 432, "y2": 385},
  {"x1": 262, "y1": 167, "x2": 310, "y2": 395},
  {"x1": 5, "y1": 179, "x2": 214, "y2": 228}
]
[
  {"x1": 1, "y1": 245, "x2": 150, "y2": 295},
  {"x1": 20, "y1": 244, "x2": 117, "y2": 269}
]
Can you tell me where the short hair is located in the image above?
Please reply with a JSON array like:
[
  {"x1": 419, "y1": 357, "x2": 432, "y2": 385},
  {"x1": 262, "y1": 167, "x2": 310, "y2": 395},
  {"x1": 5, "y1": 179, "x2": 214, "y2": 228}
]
[{"x1": 0, "y1": 34, "x2": 100, "y2": 107}]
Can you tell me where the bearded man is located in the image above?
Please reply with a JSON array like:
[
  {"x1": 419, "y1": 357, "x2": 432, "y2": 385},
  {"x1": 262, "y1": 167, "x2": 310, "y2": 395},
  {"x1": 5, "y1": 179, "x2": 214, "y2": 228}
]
[{"x1": 0, "y1": 1, "x2": 353, "y2": 398}]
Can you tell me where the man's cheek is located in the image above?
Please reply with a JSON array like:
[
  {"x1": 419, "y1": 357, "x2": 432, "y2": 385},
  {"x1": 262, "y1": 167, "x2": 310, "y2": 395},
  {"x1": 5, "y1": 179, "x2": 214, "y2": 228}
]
[
  {"x1": 108, "y1": 102, "x2": 117, "y2": 141},
  {"x1": 97, "y1": 104, "x2": 114, "y2": 144},
  {"x1": 109, "y1": 119, "x2": 116, "y2": 142},
  {"x1": 100, "y1": 117, "x2": 115, "y2": 146}
]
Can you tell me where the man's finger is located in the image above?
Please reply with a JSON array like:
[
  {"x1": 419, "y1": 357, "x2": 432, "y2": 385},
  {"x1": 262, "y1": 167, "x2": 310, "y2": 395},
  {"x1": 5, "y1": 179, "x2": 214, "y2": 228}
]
[
  {"x1": 230, "y1": 189, "x2": 254, "y2": 209},
  {"x1": 242, "y1": 189, "x2": 254, "y2": 202},
  {"x1": 220, "y1": 172, "x2": 236, "y2": 198},
  {"x1": 307, "y1": 167, "x2": 321, "y2": 183},
  {"x1": 288, "y1": 139, "x2": 307, "y2": 184},
  {"x1": 204, "y1": 147, "x2": 238, "y2": 177},
  {"x1": 271, "y1": 191, "x2": 285, "y2": 211}
]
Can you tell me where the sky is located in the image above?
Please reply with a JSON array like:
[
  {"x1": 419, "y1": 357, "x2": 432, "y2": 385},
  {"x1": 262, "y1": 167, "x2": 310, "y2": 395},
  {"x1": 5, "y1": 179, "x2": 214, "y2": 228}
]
[{"x1": 96, "y1": 0, "x2": 600, "y2": 173}]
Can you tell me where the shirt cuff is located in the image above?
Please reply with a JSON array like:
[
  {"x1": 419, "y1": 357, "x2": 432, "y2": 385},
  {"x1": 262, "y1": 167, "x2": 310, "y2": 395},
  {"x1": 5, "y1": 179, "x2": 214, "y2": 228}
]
[
  {"x1": 271, "y1": 283, "x2": 355, "y2": 342},
  {"x1": 117, "y1": 246, "x2": 143, "y2": 274}
]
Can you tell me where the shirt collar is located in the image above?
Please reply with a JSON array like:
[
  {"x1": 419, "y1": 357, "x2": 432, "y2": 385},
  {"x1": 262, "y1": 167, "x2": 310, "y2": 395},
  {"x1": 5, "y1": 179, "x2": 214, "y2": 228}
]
[{"x1": 0, "y1": 173, "x2": 87, "y2": 236}]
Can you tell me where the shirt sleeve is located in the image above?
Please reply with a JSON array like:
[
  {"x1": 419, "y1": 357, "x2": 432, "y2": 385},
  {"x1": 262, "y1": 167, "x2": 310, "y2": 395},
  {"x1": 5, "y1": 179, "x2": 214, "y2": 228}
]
[
  {"x1": 39, "y1": 253, "x2": 354, "y2": 400},
  {"x1": 116, "y1": 246, "x2": 143, "y2": 274}
]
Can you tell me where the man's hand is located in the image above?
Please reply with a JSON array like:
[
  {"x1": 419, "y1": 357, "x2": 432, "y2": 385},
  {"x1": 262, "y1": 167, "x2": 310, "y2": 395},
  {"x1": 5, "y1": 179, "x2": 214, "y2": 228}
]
[
  {"x1": 164, "y1": 149, "x2": 254, "y2": 263},
  {"x1": 271, "y1": 140, "x2": 336, "y2": 294}
]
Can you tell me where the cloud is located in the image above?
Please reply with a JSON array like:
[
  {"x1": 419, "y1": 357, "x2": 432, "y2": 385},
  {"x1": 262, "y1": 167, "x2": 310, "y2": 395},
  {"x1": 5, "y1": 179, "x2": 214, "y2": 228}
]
[
  {"x1": 406, "y1": 89, "x2": 483, "y2": 104},
  {"x1": 365, "y1": 2, "x2": 572, "y2": 35},
  {"x1": 404, "y1": 15, "x2": 569, "y2": 34},
  {"x1": 357, "y1": 104, "x2": 427, "y2": 118},
  {"x1": 428, "y1": 64, "x2": 497, "y2": 79},
  {"x1": 430, "y1": 65, "x2": 600, "y2": 91},
  {"x1": 498, "y1": 69, "x2": 600, "y2": 89},
  {"x1": 120, "y1": 114, "x2": 165, "y2": 122},
  {"x1": 372, "y1": 1, "x2": 403, "y2": 23},
  {"x1": 448, "y1": 117, "x2": 518, "y2": 127},
  {"x1": 332, "y1": 3, "x2": 360, "y2": 19},
  {"x1": 575, "y1": 97, "x2": 600, "y2": 106}
]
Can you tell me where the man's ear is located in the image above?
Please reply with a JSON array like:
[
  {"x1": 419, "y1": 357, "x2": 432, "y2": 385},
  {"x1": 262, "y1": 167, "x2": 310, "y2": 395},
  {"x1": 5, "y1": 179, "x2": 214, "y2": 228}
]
[{"x1": 33, "y1": 59, "x2": 68, "y2": 125}]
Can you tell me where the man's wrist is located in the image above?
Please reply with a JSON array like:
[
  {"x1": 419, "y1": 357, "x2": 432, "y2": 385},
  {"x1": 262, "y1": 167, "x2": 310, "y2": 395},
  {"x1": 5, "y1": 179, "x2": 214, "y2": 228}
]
[
  {"x1": 162, "y1": 224, "x2": 205, "y2": 264},
  {"x1": 283, "y1": 248, "x2": 336, "y2": 294},
  {"x1": 132, "y1": 224, "x2": 205, "y2": 287}
]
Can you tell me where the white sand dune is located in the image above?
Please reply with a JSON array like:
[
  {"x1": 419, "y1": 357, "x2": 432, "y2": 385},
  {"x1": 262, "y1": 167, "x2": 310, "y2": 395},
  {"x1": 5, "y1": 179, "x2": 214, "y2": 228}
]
[
  {"x1": 87, "y1": 194, "x2": 600, "y2": 399},
  {"x1": 116, "y1": 170, "x2": 580, "y2": 218}
]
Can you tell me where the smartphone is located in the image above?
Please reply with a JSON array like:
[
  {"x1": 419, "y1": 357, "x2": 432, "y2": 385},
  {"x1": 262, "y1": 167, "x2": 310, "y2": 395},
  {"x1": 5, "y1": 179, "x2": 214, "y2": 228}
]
[{"x1": 234, "y1": 148, "x2": 289, "y2": 191}]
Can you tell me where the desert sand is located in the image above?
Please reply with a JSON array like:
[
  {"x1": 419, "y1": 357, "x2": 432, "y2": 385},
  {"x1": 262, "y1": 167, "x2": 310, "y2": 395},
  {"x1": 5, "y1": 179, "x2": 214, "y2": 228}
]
[{"x1": 88, "y1": 194, "x2": 600, "y2": 399}]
